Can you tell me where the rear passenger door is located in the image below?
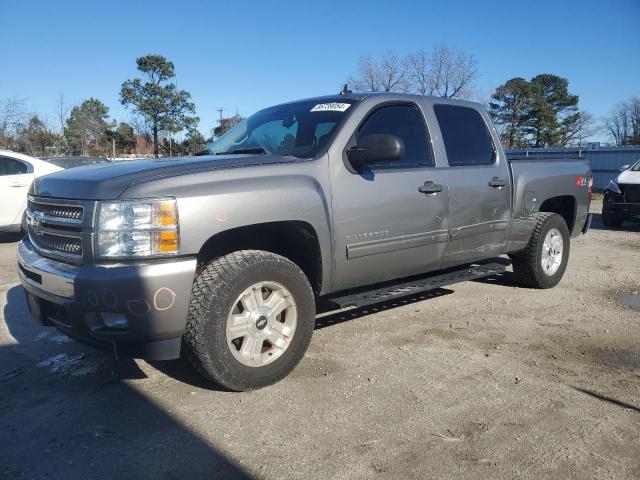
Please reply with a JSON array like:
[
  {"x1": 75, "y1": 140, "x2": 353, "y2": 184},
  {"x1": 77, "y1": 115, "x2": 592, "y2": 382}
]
[{"x1": 432, "y1": 104, "x2": 510, "y2": 266}]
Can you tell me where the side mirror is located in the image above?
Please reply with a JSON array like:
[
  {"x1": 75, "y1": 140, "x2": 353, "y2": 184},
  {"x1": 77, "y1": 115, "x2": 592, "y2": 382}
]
[
  {"x1": 346, "y1": 134, "x2": 404, "y2": 170},
  {"x1": 619, "y1": 164, "x2": 630, "y2": 172}
]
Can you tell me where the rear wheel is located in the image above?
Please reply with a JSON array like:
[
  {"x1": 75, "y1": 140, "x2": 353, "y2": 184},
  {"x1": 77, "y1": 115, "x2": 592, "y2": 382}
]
[
  {"x1": 182, "y1": 250, "x2": 315, "y2": 391},
  {"x1": 601, "y1": 207, "x2": 624, "y2": 228},
  {"x1": 511, "y1": 212, "x2": 570, "y2": 289}
]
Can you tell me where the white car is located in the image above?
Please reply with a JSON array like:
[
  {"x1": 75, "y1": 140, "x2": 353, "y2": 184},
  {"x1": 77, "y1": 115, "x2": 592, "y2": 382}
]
[
  {"x1": 602, "y1": 159, "x2": 640, "y2": 227},
  {"x1": 0, "y1": 151, "x2": 62, "y2": 233}
]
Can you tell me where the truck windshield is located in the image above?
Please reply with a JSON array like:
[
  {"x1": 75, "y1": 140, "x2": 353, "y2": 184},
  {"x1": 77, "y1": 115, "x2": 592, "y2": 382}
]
[{"x1": 203, "y1": 99, "x2": 355, "y2": 159}]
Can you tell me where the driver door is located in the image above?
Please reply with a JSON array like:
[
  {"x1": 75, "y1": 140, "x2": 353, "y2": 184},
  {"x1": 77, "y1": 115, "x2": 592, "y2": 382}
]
[{"x1": 330, "y1": 103, "x2": 449, "y2": 291}]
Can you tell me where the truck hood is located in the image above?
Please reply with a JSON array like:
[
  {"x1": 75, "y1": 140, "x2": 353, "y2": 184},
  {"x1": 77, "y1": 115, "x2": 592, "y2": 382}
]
[
  {"x1": 617, "y1": 169, "x2": 640, "y2": 185},
  {"x1": 32, "y1": 154, "x2": 296, "y2": 200}
]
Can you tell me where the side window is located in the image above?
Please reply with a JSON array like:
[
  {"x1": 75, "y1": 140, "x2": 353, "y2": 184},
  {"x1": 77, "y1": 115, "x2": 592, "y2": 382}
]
[
  {"x1": 434, "y1": 105, "x2": 495, "y2": 167},
  {"x1": 0, "y1": 158, "x2": 5, "y2": 176},
  {"x1": 357, "y1": 105, "x2": 433, "y2": 168},
  {"x1": 3, "y1": 157, "x2": 28, "y2": 175}
]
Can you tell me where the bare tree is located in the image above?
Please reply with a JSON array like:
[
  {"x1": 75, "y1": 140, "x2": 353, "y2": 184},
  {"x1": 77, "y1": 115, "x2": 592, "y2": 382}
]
[
  {"x1": 349, "y1": 51, "x2": 409, "y2": 93},
  {"x1": 352, "y1": 45, "x2": 479, "y2": 99},
  {"x1": 0, "y1": 97, "x2": 30, "y2": 149},
  {"x1": 428, "y1": 44, "x2": 479, "y2": 99},
  {"x1": 602, "y1": 98, "x2": 640, "y2": 145},
  {"x1": 54, "y1": 93, "x2": 72, "y2": 133},
  {"x1": 629, "y1": 97, "x2": 640, "y2": 144},
  {"x1": 130, "y1": 115, "x2": 154, "y2": 154},
  {"x1": 53, "y1": 93, "x2": 72, "y2": 155},
  {"x1": 560, "y1": 111, "x2": 598, "y2": 146},
  {"x1": 407, "y1": 49, "x2": 431, "y2": 95}
]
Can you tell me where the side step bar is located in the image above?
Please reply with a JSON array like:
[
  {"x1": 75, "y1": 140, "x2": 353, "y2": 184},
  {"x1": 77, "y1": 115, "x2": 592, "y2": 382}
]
[{"x1": 326, "y1": 262, "x2": 507, "y2": 310}]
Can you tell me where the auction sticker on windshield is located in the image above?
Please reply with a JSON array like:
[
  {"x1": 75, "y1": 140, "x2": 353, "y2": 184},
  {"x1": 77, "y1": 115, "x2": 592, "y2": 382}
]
[{"x1": 310, "y1": 103, "x2": 351, "y2": 112}]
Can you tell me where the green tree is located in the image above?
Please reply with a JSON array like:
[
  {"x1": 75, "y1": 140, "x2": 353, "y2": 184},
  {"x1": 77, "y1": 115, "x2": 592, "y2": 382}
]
[
  {"x1": 18, "y1": 115, "x2": 57, "y2": 156},
  {"x1": 64, "y1": 98, "x2": 112, "y2": 155},
  {"x1": 488, "y1": 78, "x2": 533, "y2": 148},
  {"x1": 213, "y1": 114, "x2": 244, "y2": 137},
  {"x1": 489, "y1": 74, "x2": 583, "y2": 148},
  {"x1": 105, "y1": 122, "x2": 137, "y2": 155},
  {"x1": 183, "y1": 128, "x2": 206, "y2": 155},
  {"x1": 120, "y1": 54, "x2": 198, "y2": 157},
  {"x1": 529, "y1": 74, "x2": 579, "y2": 147}
]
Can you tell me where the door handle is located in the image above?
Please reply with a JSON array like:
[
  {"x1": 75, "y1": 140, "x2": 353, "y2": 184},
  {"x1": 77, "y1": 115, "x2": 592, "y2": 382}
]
[
  {"x1": 418, "y1": 181, "x2": 443, "y2": 194},
  {"x1": 9, "y1": 182, "x2": 28, "y2": 187},
  {"x1": 488, "y1": 177, "x2": 506, "y2": 188}
]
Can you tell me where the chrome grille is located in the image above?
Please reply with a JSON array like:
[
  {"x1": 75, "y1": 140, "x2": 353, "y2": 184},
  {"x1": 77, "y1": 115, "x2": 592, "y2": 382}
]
[
  {"x1": 30, "y1": 231, "x2": 82, "y2": 256},
  {"x1": 27, "y1": 196, "x2": 93, "y2": 263},
  {"x1": 28, "y1": 200, "x2": 83, "y2": 222}
]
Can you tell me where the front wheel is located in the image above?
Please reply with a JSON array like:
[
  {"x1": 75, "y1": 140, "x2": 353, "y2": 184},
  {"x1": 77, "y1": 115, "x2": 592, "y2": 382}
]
[
  {"x1": 510, "y1": 212, "x2": 570, "y2": 289},
  {"x1": 182, "y1": 250, "x2": 316, "y2": 391},
  {"x1": 601, "y1": 207, "x2": 624, "y2": 228}
]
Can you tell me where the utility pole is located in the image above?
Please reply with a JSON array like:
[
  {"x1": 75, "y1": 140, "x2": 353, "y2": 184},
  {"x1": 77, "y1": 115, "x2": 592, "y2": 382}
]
[{"x1": 112, "y1": 138, "x2": 116, "y2": 159}]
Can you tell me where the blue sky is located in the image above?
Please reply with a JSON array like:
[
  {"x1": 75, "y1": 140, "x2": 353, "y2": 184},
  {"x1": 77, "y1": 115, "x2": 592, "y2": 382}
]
[{"x1": 1, "y1": 0, "x2": 638, "y2": 140}]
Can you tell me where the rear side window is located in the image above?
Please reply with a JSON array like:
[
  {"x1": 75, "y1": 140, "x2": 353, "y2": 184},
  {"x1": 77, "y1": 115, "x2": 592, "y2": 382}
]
[
  {"x1": 357, "y1": 105, "x2": 433, "y2": 168},
  {"x1": 434, "y1": 105, "x2": 495, "y2": 166},
  {"x1": 1, "y1": 157, "x2": 28, "y2": 175}
]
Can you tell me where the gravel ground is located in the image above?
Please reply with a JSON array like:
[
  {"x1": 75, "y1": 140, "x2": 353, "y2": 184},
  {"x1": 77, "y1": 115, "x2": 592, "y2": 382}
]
[{"x1": 1, "y1": 199, "x2": 639, "y2": 479}]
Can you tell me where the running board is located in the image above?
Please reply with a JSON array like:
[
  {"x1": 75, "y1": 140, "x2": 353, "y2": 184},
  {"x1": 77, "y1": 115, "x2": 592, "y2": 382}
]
[{"x1": 326, "y1": 262, "x2": 507, "y2": 309}]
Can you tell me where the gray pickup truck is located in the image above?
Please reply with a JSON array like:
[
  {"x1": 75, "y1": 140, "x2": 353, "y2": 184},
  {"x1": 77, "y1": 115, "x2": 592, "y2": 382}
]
[{"x1": 18, "y1": 91, "x2": 592, "y2": 390}]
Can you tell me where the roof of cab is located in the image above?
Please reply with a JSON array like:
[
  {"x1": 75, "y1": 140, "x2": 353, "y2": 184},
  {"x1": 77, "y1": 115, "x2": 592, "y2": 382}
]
[{"x1": 272, "y1": 91, "x2": 483, "y2": 110}]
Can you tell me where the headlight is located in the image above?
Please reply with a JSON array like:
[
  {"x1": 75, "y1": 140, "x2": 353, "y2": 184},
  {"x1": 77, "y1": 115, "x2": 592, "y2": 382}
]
[
  {"x1": 605, "y1": 180, "x2": 622, "y2": 195},
  {"x1": 97, "y1": 198, "x2": 179, "y2": 258}
]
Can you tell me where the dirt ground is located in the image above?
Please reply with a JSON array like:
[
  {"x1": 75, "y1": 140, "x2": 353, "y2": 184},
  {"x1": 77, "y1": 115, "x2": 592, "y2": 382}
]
[{"x1": 1, "y1": 198, "x2": 639, "y2": 480}]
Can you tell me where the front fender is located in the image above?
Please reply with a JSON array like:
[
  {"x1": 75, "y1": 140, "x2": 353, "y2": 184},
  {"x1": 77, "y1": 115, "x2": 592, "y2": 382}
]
[{"x1": 119, "y1": 161, "x2": 334, "y2": 293}]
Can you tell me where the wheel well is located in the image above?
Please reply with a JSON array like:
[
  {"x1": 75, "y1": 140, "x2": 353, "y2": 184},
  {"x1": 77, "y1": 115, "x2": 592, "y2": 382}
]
[
  {"x1": 197, "y1": 221, "x2": 323, "y2": 296},
  {"x1": 539, "y1": 196, "x2": 576, "y2": 233}
]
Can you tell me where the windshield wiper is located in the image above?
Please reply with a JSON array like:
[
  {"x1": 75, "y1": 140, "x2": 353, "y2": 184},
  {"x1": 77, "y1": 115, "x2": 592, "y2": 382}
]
[{"x1": 215, "y1": 147, "x2": 270, "y2": 156}]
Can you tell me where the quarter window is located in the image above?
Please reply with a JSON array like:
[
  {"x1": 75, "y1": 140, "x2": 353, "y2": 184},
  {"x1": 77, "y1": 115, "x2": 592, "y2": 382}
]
[
  {"x1": 434, "y1": 105, "x2": 495, "y2": 166},
  {"x1": 356, "y1": 105, "x2": 433, "y2": 168},
  {"x1": 2, "y1": 157, "x2": 28, "y2": 175}
]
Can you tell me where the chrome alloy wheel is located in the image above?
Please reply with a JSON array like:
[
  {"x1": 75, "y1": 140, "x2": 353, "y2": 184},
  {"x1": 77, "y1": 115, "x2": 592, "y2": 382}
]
[
  {"x1": 541, "y1": 228, "x2": 564, "y2": 276},
  {"x1": 225, "y1": 281, "x2": 297, "y2": 367}
]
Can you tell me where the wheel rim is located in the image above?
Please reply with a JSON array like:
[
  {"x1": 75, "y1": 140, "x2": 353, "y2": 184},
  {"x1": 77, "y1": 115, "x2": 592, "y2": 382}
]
[
  {"x1": 225, "y1": 281, "x2": 297, "y2": 367},
  {"x1": 541, "y1": 228, "x2": 564, "y2": 276}
]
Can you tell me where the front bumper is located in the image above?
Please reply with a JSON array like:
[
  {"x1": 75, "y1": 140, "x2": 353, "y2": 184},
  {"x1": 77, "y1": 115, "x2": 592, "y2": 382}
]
[
  {"x1": 603, "y1": 201, "x2": 640, "y2": 217},
  {"x1": 17, "y1": 238, "x2": 197, "y2": 360}
]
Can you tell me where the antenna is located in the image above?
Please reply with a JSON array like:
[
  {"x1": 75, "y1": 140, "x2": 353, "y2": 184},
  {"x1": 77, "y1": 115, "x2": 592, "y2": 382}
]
[{"x1": 340, "y1": 84, "x2": 351, "y2": 96}]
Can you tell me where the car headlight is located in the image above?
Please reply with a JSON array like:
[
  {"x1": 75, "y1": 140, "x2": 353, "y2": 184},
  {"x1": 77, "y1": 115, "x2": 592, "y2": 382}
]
[
  {"x1": 97, "y1": 198, "x2": 179, "y2": 258},
  {"x1": 605, "y1": 180, "x2": 622, "y2": 195}
]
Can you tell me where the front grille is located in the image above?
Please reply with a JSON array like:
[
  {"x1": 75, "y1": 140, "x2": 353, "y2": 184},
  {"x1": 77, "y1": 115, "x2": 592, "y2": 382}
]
[
  {"x1": 622, "y1": 185, "x2": 640, "y2": 203},
  {"x1": 30, "y1": 231, "x2": 83, "y2": 256},
  {"x1": 28, "y1": 200, "x2": 83, "y2": 222},
  {"x1": 27, "y1": 196, "x2": 92, "y2": 263}
]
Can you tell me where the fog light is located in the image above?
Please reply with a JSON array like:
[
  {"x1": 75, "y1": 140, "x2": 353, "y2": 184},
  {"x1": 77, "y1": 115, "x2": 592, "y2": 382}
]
[{"x1": 101, "y1": 312, "x2": 128, "y2": 329}]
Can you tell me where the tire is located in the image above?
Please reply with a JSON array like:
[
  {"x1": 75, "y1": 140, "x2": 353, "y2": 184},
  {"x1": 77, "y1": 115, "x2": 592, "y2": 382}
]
[
  {"x1": 182, "y1": 250, "x2": 315, "y2": 391},
  {"x1": 601, "y1": 207, "x2": 624, "y2": 228},
  {"x1": 20, "y1": 212, "x2": 28, "y2": 235},
  {"x1": 510, "y1": 212, "x2": 570, "y2": 289}
]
